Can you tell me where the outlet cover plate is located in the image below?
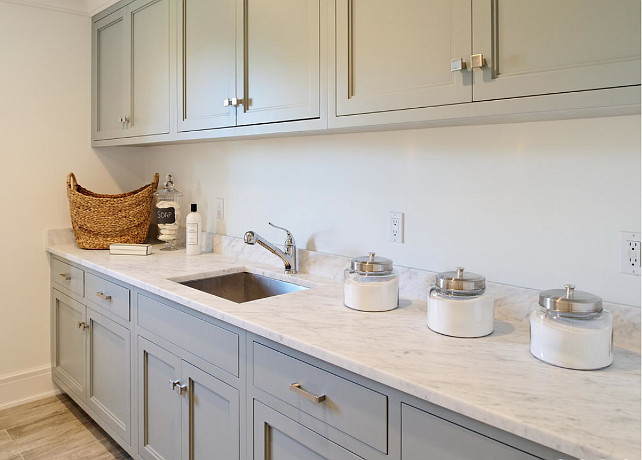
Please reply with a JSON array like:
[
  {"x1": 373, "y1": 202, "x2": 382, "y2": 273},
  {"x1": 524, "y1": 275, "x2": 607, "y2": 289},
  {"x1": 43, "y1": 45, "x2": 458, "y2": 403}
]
[
  {"x1": 389, "y1": 211, "x2": 404, "y2": 243},
  {"x1": 620, "y1": 231, "x2": 641, "y2": 275}
]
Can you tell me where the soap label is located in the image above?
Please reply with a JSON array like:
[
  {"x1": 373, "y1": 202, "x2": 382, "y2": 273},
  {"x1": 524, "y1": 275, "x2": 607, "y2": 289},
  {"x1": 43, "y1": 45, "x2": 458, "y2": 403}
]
[
  {"x1": 186, "y1": 222, "x2": 199, "y2": 245},
  {"x1": 157, "y1": 207, "x2": 176, "y2": 224}
]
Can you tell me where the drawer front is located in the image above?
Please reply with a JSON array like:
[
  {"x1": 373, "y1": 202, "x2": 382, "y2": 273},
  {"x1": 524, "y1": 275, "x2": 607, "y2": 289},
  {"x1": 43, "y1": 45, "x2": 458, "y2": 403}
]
[
  {"x1": 86, "y1": 273, "x2": 131, "y2": 321},
  {"x1": 253, "y1": 342, "x2": 388, "y2": 453},
  {"x1": 137, "y1": 294, "x2": 239, "y2": 377},
  {"x1": 401, "y1": 404, "x2": 539, "y2": 460},
  {"x1": 51, "y1": 258, "x2": 84, "y2": 297}
]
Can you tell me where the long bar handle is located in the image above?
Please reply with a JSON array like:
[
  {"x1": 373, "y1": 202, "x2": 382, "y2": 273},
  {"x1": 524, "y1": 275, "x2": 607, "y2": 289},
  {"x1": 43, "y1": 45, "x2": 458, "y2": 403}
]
[
  {"x1": 290, "y1": 382, "x2": 326, "y2": 403},
  {"x1": 96, "y1": 292, "x2": 112, "y2": 301}
]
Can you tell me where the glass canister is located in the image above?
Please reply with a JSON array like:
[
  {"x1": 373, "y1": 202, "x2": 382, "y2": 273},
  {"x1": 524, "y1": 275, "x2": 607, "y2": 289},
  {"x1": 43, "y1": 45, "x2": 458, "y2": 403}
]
[
  {"x1": 529, "y1": 284, "x2": 613, "y2": 370},
  {"x1": 344, "y1": 252, "x2": 399, "y2": 312},
  {"x1": 153, "y1": 174, "x2": 183, "y2": 251},
  {"x1": 427, "y1": 267, "x2": 495, "y2": 338}
]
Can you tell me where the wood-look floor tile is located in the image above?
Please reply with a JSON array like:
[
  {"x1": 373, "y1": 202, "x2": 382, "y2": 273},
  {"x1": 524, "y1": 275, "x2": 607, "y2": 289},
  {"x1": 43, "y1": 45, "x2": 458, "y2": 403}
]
[
  {"x1": 0, "y1": 395, "x2": 129, "y2": 460},
  {"x1": 0, "y1": 395, "x2": 72, "y2": 431}
]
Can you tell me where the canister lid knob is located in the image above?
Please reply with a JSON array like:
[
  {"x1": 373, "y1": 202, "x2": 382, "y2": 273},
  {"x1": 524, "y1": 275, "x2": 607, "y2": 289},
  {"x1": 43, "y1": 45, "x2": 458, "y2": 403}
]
[{"x1": 538, "y1": 284, "x2": 602, "y2": 313}]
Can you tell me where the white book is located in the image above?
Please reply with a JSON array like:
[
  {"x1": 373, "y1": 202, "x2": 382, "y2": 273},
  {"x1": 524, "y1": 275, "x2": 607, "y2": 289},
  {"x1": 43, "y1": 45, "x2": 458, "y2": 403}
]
[{"x1": 109, "y1": 243, "x2": 153, "y2": 255}]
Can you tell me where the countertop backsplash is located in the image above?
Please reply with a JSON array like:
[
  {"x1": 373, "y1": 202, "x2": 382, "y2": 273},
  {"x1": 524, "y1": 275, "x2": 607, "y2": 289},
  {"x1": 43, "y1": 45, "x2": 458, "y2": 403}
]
[{"x1": 48, "y1": 228, "x2": 641, "y2": 352}]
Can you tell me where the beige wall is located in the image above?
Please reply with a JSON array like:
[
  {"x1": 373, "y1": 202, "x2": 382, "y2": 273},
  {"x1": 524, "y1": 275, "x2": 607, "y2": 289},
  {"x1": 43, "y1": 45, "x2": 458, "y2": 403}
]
[
  {"x1": 141, "y1": 115, "x2": 641, "y2": 307},
  {"x1": 0, "y1": 1, "x2": 144, "y2": 399}
]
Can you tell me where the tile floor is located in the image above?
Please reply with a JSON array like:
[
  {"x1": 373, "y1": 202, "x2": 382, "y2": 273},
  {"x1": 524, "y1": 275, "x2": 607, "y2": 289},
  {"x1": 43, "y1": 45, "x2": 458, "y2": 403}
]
[{"x1": 0, "y1": 394, "x2": 131, "y2": 460}]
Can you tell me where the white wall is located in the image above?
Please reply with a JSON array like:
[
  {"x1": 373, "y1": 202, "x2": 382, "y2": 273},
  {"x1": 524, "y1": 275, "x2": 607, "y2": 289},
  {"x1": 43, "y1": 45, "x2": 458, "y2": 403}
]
[
  {"x1": 141, "y1": 115, "x2": 641, "y2": 307},
  {"x1": 0, "y1": 1, "x2": 145, "y2": 402}
]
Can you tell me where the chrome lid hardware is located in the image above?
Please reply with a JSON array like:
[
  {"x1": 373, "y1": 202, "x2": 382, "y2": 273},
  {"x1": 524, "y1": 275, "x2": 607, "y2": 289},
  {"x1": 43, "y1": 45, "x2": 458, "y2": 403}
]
[
  {"x1": 434, "y1": 267, "x2": 486, "y2": 296},
  {"x1": 538, "y1": 284, "x2": 603, "y2": 314},
  {"x1": 351, "y1": 252, "x2": 394, "y2": 274}
]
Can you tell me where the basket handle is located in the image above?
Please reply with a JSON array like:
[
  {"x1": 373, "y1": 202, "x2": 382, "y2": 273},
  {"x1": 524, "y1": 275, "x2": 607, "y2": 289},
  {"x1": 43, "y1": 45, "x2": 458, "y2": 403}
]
[
  {"x1": 67, "y1": 173, "x2": 77, "y2": 190},
  {"x1": 151, "y1": 172, "x2": 159, "y2": 189}
]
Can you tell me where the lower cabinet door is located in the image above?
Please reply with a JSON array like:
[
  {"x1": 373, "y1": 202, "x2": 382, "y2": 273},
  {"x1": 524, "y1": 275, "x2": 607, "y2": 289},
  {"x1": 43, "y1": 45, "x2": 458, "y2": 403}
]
[
  {"x1": 401, "y1": 403, "x2": 538, "y2": 460},
  {"x1": 138, "y1": 337, "x2": 182, "y2": 460},
  {"x1": 86, "y1": 309, "x2": 131, "y2": 444},
  {"x1": 181, "y1": 362, "x2": 240, "y2": 460},
  {"x1": 253, "y1": 400, "x2": 362, "y2": 460},
  {"x1": 51, "y1": 289, "x2": 87, "y2": 401}
]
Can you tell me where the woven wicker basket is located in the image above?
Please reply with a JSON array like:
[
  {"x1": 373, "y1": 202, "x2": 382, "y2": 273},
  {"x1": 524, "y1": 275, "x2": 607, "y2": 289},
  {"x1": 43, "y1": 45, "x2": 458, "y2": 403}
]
[{"x1": 67, "y1": 172, "x2": 159, "y2": 249}]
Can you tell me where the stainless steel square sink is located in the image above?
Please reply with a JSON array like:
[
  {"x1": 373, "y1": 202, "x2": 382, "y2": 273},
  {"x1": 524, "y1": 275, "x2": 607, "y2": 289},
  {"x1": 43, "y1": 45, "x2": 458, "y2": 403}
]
[{"x1": 178, "y1": 271, "x2": 308, "y2": 303}]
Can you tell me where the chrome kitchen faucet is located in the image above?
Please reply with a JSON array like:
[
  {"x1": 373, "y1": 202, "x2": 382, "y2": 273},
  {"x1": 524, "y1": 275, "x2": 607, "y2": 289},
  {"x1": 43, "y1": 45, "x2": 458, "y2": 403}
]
[{"x1": 244, "y1": 223, "x2": 297, "y2": 274}]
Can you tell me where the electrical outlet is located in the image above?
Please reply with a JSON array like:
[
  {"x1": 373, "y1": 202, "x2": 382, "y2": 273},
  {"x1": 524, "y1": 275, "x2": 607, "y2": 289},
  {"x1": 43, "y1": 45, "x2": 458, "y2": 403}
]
[
  {"x1": 389, "y1": 211, "x2": 404, "y2": 243},
  {"x1": 216, "y1": 197, "x2": 224, "y2": 220},
  {"x1": 620, "y1": 231, "x2": 641, "y2": 275}
]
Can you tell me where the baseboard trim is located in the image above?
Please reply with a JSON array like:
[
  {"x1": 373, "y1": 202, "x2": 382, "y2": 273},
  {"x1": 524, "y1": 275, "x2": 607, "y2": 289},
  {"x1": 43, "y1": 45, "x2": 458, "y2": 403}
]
[{"x1": 0, "y1": 365, "x2": 60, "y2": 411}]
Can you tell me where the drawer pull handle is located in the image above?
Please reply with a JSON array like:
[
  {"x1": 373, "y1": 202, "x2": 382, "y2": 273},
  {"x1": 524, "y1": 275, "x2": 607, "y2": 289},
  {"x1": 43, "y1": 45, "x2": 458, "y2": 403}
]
[
  {"x1": 58, "y1": 273, "x2": 72, "y2": 281},
  {"x1": 290, "y1": 382, "x2": 326, "y2": 403},
  {"x1": 77, "y1": 321, "x2": 89, "y2": 331},
  {"x1": 96, "y1": 292, "x2": 112, "y2": 301}
]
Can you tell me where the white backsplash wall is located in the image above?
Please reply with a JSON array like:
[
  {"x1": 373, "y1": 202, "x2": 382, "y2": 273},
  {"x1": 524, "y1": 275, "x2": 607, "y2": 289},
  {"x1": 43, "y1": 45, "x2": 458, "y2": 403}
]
[{"x1": 141, "y1": 115, "x2": 641, "y2": 307}]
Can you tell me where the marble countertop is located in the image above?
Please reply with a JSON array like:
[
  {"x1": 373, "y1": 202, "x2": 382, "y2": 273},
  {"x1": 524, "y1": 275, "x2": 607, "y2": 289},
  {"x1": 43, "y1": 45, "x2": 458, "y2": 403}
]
[{"x1": 47, "y1": 240, "x2": 640, "y2": 460}]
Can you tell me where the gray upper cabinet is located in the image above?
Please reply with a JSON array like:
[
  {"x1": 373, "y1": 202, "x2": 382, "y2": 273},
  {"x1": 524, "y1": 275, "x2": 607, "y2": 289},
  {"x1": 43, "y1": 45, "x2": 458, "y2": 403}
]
[
  {"x1": 336, "y1": 0, "x2": 472, "y2": 116},
  {"x1": 237, "y1": 0, "x2": 320, "y2": 126},
  {"x1": 92, "y1": 0, "x2": 170, "y2": 141},
  {"x1": 177, "y1": 0, "x2": 237, "y2": 131},
  {"x1": 93, "y1": 8, "x2": 127, "y2": 141},
  {"x1": 335, "y1": 0, "x2": 641, "y2": 117},
  {"x1": 472, "y1": 0, "x2": 642, "y2": 101},
  {"x1": 178, "y1": 0, "x2": 320, "y2": 132}
]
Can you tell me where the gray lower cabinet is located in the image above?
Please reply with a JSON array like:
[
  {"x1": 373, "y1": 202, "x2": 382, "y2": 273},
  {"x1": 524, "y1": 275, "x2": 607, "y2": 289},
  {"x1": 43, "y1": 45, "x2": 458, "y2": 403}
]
[
  {"x1": 138, "y1": 336, "x2": 240, "y2": 460},
  {"x1": 253, "y1": 400, "x2": 362, "y2": 460},
  {"x1": 52, "y1": 289, "x2": 87, "y2": 401},
  {"x1": 87, "y1": 308, "x2": 132, "y2": 444},
  {"x1": 401, "y1": 403, "x2": 537, "y2": 460},
  {"x1": 51, "y1": 268, "x2": 133, "y2": 450},
  {"x1": 51, "y1": 256, "x2": 573, "y2": 460}
]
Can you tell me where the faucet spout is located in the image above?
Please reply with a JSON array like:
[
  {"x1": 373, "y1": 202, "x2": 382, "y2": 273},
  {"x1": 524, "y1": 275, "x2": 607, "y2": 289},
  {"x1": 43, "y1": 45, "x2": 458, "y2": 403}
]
[{"x1": 243, "y1": 225, "x2": 297, "y2": 274}]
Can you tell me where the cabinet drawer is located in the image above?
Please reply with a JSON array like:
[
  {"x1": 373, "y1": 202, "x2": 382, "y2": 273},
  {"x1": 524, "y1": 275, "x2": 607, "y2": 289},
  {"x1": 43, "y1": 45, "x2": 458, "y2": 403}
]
[
  {"x1": 51, "y1": 258, "x2": 84, "y2": 297},
  {"x1": 401, "y1": 404, "x2": 538, "y2": 460},
  {"x1": 253, "y1": 342, "x2": 387, "y2": 453},
  {"x1": 137, "y1": 294, "x2": 239, "y2": 377},
  {"x1": 86, "y1": 273, "x2": 130, "y2": 321}
]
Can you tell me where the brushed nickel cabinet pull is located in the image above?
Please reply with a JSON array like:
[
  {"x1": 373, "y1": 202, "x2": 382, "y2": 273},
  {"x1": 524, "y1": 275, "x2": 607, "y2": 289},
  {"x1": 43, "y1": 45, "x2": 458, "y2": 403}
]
[
  {"x1": 58, "y1": 273, "x2": 72, "y2": 281},
  {"x1": 290, "y1": 382, "x2": 326, "y2": 403},
  {"x1": 77, "y1": 321, "x2": 89, "y2": 330},
  {"x1": 96, "y1": 292, "x2": 112, "y2": 301}
]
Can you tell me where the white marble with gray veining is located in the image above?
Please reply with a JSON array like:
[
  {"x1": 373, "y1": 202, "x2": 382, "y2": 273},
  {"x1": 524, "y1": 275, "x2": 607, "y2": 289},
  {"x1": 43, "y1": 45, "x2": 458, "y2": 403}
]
[{"x1": 47, "y1": 229, "x2": 641, "y2": 460}]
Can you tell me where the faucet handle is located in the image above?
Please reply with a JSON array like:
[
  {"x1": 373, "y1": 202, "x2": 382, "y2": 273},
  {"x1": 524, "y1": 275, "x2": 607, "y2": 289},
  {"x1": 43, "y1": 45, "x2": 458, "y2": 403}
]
[{"x1": 268, "y1": 222, "x2": 295, "y2": 245}]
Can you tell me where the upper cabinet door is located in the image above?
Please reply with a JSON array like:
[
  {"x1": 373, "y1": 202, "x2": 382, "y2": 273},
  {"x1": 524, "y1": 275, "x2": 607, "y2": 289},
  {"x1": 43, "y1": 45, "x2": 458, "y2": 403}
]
[
  {"x1": 126, "y1": 0, "x2": 171, "y2": 137},
  {"x1": 237, "y1": 0, "x2": 320, "y2": 126},
  {"x1": 472, "y1": 0, "x2": 642, "y2": 101},
  {"x1": 336, "y1": 0, "x2": 472, "y2": 116},
  {"x1": 93, "y1": 8, "x2": 127, "y2": 141},
  {"x1": 178, "y1": 0, "x2": 237, "y2": 132}
]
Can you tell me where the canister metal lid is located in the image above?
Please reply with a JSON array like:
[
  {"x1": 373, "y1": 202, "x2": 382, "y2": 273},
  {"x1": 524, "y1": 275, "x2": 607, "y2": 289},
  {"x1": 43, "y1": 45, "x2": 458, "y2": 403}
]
[
  {"x1": 351, "y1": 252, "x2": 393, "y2": 274},
  {"x1": 538, "y1": 284, "x2": 603, "y2": 314},
  {"x1": 435, "y1": 267, "x2": 486, "y2": 296}
]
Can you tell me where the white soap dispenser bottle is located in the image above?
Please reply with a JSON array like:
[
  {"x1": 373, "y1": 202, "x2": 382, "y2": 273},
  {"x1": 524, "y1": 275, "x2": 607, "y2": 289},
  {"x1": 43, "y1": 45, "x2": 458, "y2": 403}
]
[{"x1": 185, "y1": 203, "x2": 202, "y2": 255}]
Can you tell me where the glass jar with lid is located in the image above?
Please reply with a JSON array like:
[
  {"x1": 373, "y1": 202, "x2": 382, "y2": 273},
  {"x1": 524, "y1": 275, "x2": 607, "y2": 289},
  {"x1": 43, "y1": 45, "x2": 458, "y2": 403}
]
[
  {"x1": 153, "y1": 174, "x2": 183, "y2": 251},
  {"x1": 344, "y1": 252, "x2": 399, "y2": 311},
  {"x1": 529, "y1": 284, "x2": 613, "y2": 370},
  {"x1": 427, "y1": 267, "x2": 495, "y2": 338}
]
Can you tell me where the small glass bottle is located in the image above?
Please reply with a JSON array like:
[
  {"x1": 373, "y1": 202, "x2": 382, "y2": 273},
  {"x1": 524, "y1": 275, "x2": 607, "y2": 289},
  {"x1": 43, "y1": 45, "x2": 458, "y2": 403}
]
[
  {"x1": 529, "y1": 284, "x2": 613, "y2": 370},
  {"x1": 153, "y1": 175, "x2": 183, "y2": 251},
  {"x1": 344, "y1": 252, "x2": 399, "y2": 312}
]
